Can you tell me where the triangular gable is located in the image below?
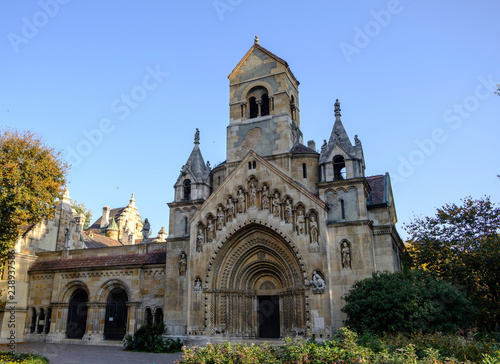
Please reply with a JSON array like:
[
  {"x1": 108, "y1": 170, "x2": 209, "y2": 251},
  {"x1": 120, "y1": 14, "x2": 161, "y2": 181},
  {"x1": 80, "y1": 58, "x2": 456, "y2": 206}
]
[
  {"x1": 228, "y1": 43, "x2": 299, "y2": 85},
  {"x1": 193, "y1": 150, "x2": 327, "y2": 221}
]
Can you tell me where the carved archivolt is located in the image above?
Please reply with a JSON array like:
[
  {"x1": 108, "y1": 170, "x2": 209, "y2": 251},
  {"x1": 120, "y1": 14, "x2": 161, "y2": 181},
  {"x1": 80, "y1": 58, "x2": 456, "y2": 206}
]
[{"x1": 203, "y1": 223, "x2": 309, "y2": 337}]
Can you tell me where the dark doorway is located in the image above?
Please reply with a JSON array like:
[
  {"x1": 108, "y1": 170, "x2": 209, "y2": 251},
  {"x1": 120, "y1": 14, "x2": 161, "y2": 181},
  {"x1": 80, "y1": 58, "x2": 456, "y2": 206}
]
[
  {"x1": 104, "y1": 288, "x2": 128, "y2": 340},
  {"x1": 66, "y1": 289, "x2": 88, "y2": 339},
  {"x1": 258, "y1": 295, "x2": 280, "y2": 338}
]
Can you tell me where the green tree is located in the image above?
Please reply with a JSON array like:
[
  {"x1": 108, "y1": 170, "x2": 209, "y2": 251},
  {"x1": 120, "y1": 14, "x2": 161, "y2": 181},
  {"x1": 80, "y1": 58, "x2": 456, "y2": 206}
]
[
  {"x1": 71, "y1": 201, "x2": 92, "y2": 230},
  {"x1": 405, "y1": 196, "x2": 500, "y2": 331},
  {"x1": 342, "y1": 270, "x2": 476, "y2": 335},
  {"x1": 0, "y1": 129, "x2": 68, "y2": 258}
]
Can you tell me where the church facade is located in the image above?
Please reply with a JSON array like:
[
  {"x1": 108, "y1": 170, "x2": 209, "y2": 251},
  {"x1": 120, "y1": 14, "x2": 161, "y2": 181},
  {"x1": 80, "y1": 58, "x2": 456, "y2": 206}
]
[
  {"x1": 1, "y1": 38, "x2": 403, "y2": 344},
  {"x1": 164, "y1": 38, "x2": 404, "y2": 341}
]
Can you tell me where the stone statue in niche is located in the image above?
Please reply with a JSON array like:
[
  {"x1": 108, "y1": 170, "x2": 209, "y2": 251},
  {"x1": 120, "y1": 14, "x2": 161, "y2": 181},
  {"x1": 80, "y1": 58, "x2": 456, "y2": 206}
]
[
  {"x1": 284, "y1": 198, "x2": 293, "y2": 223},
  {"x1": 237, "y1": 188, "x2": 245, "y2": 213},
  {"x1": 310, "y1": 215, "x2": 318, "y2": 243},
  {"x1": 207, "y1": 218, "x2": 215, "y2": 242},
  {"x1": 196, "y1": 226, "x2": 204, "y2": 252},
  {"x1": 262, "y1": 185, "x2": 270, "y2": 210},
  {"x1": 141, "y1": 218, "x2": 150, "y2": 242},
  {"x1": 297, "y1": 209, "x2": 305, "y2": 234},
  {"x1": 272, "y1": 192, "x2": 281, "y2": 217},
  {"x1": 341, "y1": 241, "x2": 351, "y2": 269},
  {"x1": 249, "y1": 182, "x2": 257, "y2": 207},
  {"x1": 194, "y1": 278, "x2": 202, "y2": 292},
  {"x1": 227, "y1": 197, "x2": 235, "y2": 221},
  {"x1": 216, "y1": 206, "x2": 224, "y2": 230},
  {"x1": 310, "y1": 271, "x2": 325, "y2": 294},
  {"x1": 179, "y1": 251, "x2": 187, "y2": 276}
]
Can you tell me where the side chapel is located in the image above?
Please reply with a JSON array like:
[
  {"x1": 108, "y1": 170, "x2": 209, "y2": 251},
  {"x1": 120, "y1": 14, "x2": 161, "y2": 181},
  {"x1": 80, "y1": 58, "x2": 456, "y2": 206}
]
[{"x1": 0, "y1": 37, "x2": 403, "y2": 344}]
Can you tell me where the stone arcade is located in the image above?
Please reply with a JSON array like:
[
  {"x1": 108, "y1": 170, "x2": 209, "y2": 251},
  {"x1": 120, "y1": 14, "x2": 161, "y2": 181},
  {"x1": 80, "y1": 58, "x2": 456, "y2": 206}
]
[{"x1": 0, "y1": 38, "x2": 404, "y2": 344}]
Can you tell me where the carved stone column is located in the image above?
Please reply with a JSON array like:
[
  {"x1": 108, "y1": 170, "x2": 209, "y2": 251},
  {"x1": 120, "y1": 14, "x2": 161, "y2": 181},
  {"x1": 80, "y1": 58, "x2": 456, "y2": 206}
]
[{"x1": 126, "y1": 301, "x2": 141, "y2": 336}]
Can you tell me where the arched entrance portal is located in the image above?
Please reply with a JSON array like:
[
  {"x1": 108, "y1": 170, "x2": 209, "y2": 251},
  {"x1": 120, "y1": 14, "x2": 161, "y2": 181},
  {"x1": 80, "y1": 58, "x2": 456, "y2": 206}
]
[
  {"x1": 205, "y1": 225, "x2": 307, "y2": 338},
  {"x1": 104, "y1": 288, "x2": 128, "y2": 340},
  {"x1": 66, "y1": 289, "x2": 88, "y2": 339}
]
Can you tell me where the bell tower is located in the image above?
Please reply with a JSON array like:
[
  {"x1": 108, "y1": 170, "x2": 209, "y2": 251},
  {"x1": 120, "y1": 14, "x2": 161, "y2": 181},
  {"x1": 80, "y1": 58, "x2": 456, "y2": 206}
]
[{"x1": 226, "y1": 36, "x2": 302, "y2": 163}]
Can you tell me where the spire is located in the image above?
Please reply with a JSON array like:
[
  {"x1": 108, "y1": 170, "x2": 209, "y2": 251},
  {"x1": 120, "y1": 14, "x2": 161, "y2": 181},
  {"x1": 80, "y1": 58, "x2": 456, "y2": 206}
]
[
  {"x1": 194, "y1": 128, "x2": 200, "y2": 144},
  {"x1": 334, "y1": 99, "x2": 341, "y2": 121},
  {"x1": 61, "y1": 185, "x2": 71, "y2": 211},
  {"x1": 129, "y1": 193, "x2": 136, "y2": 208}
]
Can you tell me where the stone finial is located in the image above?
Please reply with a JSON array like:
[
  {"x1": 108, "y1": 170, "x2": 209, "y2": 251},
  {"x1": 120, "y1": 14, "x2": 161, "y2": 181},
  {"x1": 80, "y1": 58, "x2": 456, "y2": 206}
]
[
  {"x1": 254, "y1": 35, "x2": 259, "y2": 45},
  {"x1": 334, "y1": 99, "x2": 341, "y2": 118},
  {"x1": 129, "y1": 193, "x2": 136, "y2": 208},
  {"x1": 194, "y1": 128, "x2": 200, "y2": 144}
]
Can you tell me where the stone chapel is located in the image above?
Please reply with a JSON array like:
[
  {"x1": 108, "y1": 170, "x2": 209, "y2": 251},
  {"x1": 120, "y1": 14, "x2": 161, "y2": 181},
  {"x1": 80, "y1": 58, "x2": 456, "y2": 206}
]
[
  {"x1": 0, "y1": 37, "x2": 404, "y2": 344},
  {"x1": 164, "y1": 37, "x2": 404, "y2": 341}
]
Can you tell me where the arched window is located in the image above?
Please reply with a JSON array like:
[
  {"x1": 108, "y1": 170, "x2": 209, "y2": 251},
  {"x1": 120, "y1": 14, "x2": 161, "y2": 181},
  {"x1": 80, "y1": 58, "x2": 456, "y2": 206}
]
[
  {"x1": 144, "y1": 308, "x2": 153, "y2": 325},
  {"x1": 249, "y1": 97, "x2": 258, "y2": 118},
  {"x1": 333, "y1": 155, "x2": 346, "y2": 180},
  {"x1": 261, "y1": 94, "x2": 269, "y2": 116},
  {"x1": 154, "y1": 308, "x2": 164, "y2": 325},
  {"x1": 183, "y1": 179, "x2": 191, "y2": 201},
  {"x1": 30, "y1": 308, "x2": 37, "y2": 333}
]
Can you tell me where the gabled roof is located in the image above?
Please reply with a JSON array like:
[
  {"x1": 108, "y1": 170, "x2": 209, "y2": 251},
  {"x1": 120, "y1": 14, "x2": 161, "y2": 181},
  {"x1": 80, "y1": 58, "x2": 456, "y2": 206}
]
[
  {"x1": 82, "y1": 231, "x2": 123, "y2": 248},
  {"x1": 228, "y1": 39, "x2": 299, "y2": 86},
  {"x1": 196, "y1": 150, "x2": 327, "y2": 218}
]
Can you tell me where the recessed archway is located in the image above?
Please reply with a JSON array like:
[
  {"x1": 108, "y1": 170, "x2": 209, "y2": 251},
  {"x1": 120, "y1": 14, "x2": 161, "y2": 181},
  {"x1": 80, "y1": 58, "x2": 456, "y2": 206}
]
[
  {"x1": 204, "y1": 224, "x2": 307, "y2": 338},
  {"x1": 66, "y1": 289, "x2": 88, "y2": 339},
  {"x1": 104, "y1": 287, "x2": 128, "y2": 340}
]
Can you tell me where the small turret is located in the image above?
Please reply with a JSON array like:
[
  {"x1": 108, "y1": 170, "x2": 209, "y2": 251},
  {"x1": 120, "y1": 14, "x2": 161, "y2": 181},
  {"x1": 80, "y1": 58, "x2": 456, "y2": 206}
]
[{"x1": 319, "y1": 99, "x2": 365, "y2": 181}]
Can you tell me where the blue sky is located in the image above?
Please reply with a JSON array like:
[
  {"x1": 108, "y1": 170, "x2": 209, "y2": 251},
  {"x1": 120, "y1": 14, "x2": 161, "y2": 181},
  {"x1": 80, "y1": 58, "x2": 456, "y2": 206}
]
[{"x1": 1, "y1": 1, "x2": 499, "y2": 238}]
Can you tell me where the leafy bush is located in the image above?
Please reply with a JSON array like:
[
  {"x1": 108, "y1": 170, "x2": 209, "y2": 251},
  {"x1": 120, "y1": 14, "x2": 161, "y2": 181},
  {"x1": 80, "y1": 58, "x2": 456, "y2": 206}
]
[
  {"x1": 123, "y1": 322, "x2": 182, "y2": 353},
  {"x1": 0, "y1": 351, "x2": 49, "y2": 363},
  {"x1": 342, "y1": 270, "x2": 477, "y2": 335},
  {"x1": 178, "y1": 327, "x2": 499, "y2": 364}
]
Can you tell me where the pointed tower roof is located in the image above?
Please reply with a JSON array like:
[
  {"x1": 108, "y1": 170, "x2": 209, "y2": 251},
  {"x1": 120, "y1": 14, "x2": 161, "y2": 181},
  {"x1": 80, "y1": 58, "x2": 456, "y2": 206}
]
[
  {"x1": 320, "y1": 99, "x2": 358, "y2": 163},
  {"x1": 106, "y1": 217, "x2": 119, "y2": 231},
  {"x1": 178, "y1": 129, "x2": 210, "y2": 183},
  {"x1": 228, "y1": 36, "x2": 299, "y2": 85}
]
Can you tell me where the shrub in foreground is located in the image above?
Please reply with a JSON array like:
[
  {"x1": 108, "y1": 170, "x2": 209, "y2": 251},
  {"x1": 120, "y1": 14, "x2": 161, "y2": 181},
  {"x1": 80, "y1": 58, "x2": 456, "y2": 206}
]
[
  {"x1": 342, "y1": 270, "x2": 477, "y2": 335},
  {"x1": 0, "y1": 351, "x2": 49, "y2": 364},
  {"x1": 178, "y1": 327, "x2": 500, "y2": 364},
  {"x1": 123, "y1": 322, "x2": 182, "y2": 353}
]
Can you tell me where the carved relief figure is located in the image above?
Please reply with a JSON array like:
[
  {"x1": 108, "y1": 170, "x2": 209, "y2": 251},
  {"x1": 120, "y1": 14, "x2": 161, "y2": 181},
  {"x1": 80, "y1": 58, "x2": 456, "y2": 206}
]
[
  {"x1": 179, "y1": 251, "x2": 187, "y2": 276},
  {"x1": 341, "y1": 241, "x2": 351, "y2": 269},
  {"x1": 249, "y1": 182, "x2": 257, "y2": 207},
  {"x1": 284, "y1": 198, "x2": 293, "y2": 223},
  {"x1": 216, "y1": 206, "x2": 224, "y2": 230},
  {"x1": 297, "y1": 209, "x2": 305, "y2": 234},
  {"x1": 310, "y1": 271, "x2": 325, "y2": 294},
  {"x1": 262, "y1": 185, "x2": 270, "y2": 210},
  {"x1": 272, "y1": 192, "x2": 280, "y2": 217},
  {"x1": 310, "y1": 215, "x2": 318, "y2": 243},
  {"x1": 196, "y1": 226, "x2": 204, "y2": 252},
  {"x1": 207, "y1": 218, "x2": 215, "y2": 242},
  {"x1": 227, "y1": 197, "x2": 235, "y2": 221},
  {"x1": 237, "y1": 188, "x2": 245, "y2": 213},
  {"x1": 194, "y1": 278, "x2": 202, "y2": 292}
]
